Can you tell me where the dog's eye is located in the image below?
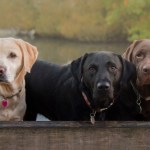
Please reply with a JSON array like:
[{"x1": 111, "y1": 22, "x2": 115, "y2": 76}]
[
  {"x1": 8, "y1": 52, "x2": 17, "y2": 58},
  {"x1": 111, "y1": 66, "x2": 116, "y2": 70},
  {"x1": 89, "y1": 66, "x2": 97, "y2": 73},
  {"x1": 136, "y1": 52, "x2": 144, "y2": 59},
  {"x1": 110, "y1": 66, "x2": 117, "y2": 72}
]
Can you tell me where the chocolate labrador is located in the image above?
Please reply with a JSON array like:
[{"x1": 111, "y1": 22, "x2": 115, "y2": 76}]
[
  {"x1": 24, "y1": 51, "x2": 135, "y2": 122},
  {"x1": 123, "y1": 39, "x2": 150, "y2": 120}
]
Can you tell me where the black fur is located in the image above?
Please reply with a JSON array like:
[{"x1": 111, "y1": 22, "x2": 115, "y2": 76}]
[{"x1": 24, "y1": 51, "x2": 137, "y2": 121}]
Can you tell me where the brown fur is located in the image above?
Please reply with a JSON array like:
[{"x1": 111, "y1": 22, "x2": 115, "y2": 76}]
[{"x1": 123, "y1": 39, "x2": 150, "y2": 120}]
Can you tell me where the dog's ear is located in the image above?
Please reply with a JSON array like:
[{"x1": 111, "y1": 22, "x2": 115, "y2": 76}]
[
  {"x1": 71, "y1": 53, "x2": 88, "y2": 82},
  {"x1": 118, "y1": 55, "x2": 136, "y2": 88},
  {"x1": 122, "y1": 40, "x2": 142, "y2": 62},
  {"x1": 16, "y1": 39, "x2": 38, "y2": 73}
]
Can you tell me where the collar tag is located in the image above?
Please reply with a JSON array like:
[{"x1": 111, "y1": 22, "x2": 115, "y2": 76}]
[
  {"x1": 0, "y1": 88, "x2": 22, "y2": 108},
  {"x1": 90, "y1": 112, "x2": 96, "y2": 124},
  {"x1": 2, "y1": 100, "x2": 8, "y2": 108}
]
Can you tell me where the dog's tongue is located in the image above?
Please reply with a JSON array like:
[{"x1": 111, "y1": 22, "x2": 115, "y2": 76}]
[{"x1": 2, "y1": 100, "x2": 8, "y2": 108}]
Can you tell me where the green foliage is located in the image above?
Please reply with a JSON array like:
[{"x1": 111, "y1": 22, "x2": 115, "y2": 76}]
[
  {"x1": 104, "y1": 0, "x2": 150, "y2": 41},
  {"x1": 0, "y1": 0, "x2": 150, "y2": 41}
]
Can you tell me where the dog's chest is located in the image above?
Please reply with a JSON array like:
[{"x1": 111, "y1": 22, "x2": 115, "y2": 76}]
[{"x1": 0, "y1": 96, "x2": 19, "y2": 120}]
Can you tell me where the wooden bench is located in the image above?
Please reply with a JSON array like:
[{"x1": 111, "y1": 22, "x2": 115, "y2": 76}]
[{"x1": 0, "y1": 121, "x2": 149, "y2": 150}]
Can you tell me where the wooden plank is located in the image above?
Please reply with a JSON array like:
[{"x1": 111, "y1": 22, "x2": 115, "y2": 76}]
[
  {"x1": 0, "y1": 121, "x2": 150, "y2": 128},
  {"x1": 0, "y1": 121, "x2": 149, "y2": 150}
]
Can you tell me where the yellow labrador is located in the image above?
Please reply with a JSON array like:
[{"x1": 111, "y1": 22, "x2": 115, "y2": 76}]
[{"x1": 0, "y1": 38, "x2": 38, "y2": 121}]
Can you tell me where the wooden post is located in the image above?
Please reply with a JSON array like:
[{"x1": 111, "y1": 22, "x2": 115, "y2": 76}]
[{"x1": 0, "y1": 121, "x2": 149, "y2": 150}]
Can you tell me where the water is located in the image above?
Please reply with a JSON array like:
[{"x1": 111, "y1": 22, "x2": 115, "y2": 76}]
[{"x1": 24, "y1": 37, "x2": 129, "y2": 64}]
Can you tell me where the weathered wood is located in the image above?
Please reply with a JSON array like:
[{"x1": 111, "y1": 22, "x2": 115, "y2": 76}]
[{"x1": 0, "y1": 121, "x2": 150, "y2": 150}]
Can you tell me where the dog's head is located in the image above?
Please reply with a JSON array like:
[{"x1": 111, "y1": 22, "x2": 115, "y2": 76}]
[
  {"x1": 123, "y1": 39, "x2": 150, "y2": 99},
  {"x1": 71, "y1": 51, "x2": 136, "y2": 110},
  {"x1": 0, "y1": 38, "x2": 38, "y2": 84}
]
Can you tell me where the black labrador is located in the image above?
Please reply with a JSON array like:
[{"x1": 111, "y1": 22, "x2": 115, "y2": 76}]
[{"x1": 24, "y1": 51, "x2": 136, "y2": 122}]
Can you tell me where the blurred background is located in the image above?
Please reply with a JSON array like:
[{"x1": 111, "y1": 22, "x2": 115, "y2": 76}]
[{"x1": 0, "y1": 0, "x2": 150, "y2": 63}]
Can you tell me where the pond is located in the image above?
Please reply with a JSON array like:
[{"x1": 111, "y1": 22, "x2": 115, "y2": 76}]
[{"x1": 24, "y1": 37, "x2": 130, "y2": 64}]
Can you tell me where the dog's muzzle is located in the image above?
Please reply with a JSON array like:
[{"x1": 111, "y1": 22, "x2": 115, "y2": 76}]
[{"x1": 0, "y1": 66, "x2": 7, "y2": 82}]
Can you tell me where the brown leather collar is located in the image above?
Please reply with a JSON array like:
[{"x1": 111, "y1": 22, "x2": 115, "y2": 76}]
[{"x1": 1, "y1": 89, "x2": 22, "y2": 100}]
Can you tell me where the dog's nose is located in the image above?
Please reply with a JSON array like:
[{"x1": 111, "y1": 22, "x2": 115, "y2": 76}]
[
  {"x1": 0, "y1": 66, "x2": 6, "y2": 75},
  {"x1": 97, "y1": 82, "x2": 110, "y2": 91},
  {"x1": 142, "y1": 65, "x2": 150, "y2": 74}
]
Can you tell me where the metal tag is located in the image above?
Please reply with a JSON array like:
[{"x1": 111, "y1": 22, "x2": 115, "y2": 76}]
[
  {"x1": 1, "y1": 99, "x2": 8, "y2": 108},
  {"x1": 90, "y1": 112, "x2": 96, "y2": 125}
]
